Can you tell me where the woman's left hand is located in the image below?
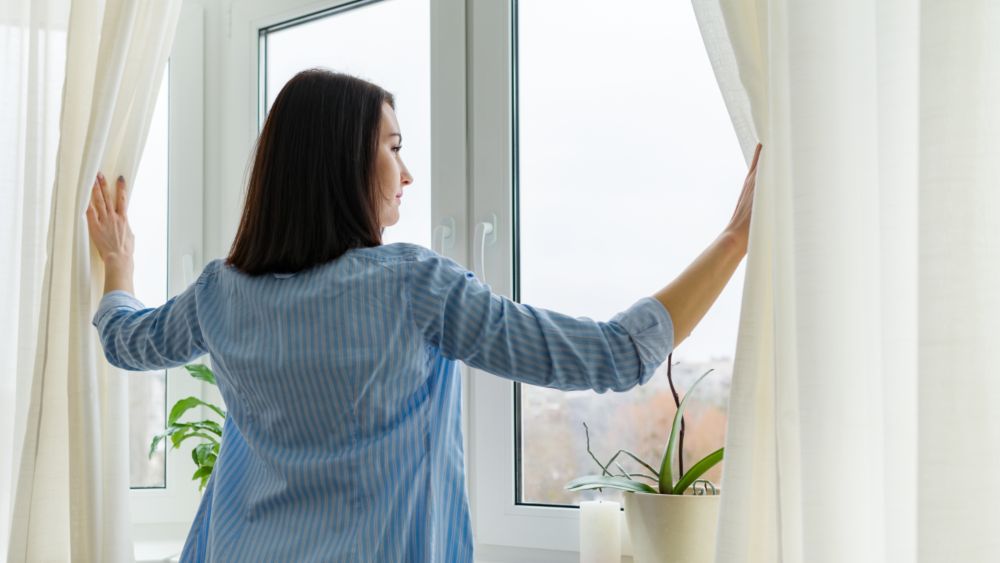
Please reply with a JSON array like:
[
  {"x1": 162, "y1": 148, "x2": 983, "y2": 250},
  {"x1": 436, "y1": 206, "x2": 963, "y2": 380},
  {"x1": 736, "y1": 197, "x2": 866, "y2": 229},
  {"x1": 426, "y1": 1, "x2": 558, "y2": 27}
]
[{"x1": 86, "y1": 172, "x2": 135, "y2": 267}]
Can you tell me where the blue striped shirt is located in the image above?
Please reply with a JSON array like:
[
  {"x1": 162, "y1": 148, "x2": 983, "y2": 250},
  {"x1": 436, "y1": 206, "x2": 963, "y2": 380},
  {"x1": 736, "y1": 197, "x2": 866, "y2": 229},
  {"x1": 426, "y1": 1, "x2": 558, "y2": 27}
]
[{"x1": 92, "y1": 243, "x2": 674, "y2": 562}]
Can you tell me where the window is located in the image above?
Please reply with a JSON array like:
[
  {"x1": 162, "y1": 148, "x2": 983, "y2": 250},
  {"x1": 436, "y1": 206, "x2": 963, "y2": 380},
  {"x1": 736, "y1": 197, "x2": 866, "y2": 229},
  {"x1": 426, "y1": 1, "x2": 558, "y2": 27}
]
[
  {"x1": 129, "y1": 66, "x2": 169, "y2": 489},
  {"x1": 467, "y1": 0, "x2": 746, "y2": 553},
  {"x1": 220, "y1": 0, "x2": 742, "y2": 555},
  {"x1": 513, "y1": 0, "x2": 746, "y2": 508},
  {"x1": 129, "y1": 3, "x2": 206, "y2": 529},
  {"x1": 260, "y1": 0, "x2": 431, "y2": 247}
]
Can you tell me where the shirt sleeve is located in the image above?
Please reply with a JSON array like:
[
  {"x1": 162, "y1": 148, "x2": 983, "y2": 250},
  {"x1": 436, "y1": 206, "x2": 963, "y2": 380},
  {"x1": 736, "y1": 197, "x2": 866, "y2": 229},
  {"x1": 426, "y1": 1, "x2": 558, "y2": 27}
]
[
  {"x1": 92, "y1": 267, "x2": 213, "y2": 371},
  {"x1": 405, "y1": 250, "x2": 675, "y2": 393}
]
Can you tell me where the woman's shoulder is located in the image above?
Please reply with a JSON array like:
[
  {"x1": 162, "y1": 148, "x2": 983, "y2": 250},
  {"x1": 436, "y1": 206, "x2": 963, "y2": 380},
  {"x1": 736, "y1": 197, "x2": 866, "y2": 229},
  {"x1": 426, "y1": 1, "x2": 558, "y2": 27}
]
[
  {"x1": 350, "y1": 242, "x2": 434, "y2": 263},
  {"x1": 191, "y1": 258, "x2": 226, "y2": 283},
  {"x1": 352, "y1": 243, "x2": 476, "y2": 284}
]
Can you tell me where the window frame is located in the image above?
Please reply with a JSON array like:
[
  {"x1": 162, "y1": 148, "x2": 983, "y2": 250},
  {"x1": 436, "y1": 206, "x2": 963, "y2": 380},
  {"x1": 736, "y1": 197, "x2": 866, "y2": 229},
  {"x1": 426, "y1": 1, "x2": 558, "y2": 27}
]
[
  {"x1": 464, "y1": 0, "x2": 616, "y2": 555},
  {"x1": 469, "y1": 1, "x2": 747, "y2": 555},
  {"x1": 128, "y1": 1, "x2": 209, "y2": 530}
]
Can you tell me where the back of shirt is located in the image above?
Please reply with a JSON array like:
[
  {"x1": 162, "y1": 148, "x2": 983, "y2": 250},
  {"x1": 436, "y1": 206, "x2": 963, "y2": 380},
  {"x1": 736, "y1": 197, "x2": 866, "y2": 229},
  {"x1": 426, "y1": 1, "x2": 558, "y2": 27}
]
[
  {"x1": 203, "y1": 244, "x2": 434, "y2": 455},
  {"x1": 192, "y1": 244, "x2": 471, "y2": 562}
]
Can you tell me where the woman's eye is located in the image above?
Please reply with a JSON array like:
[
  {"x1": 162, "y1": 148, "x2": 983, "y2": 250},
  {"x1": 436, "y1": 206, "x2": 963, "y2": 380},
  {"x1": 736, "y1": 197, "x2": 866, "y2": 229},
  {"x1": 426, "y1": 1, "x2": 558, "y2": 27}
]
[{"x1": 392, "y1": 145, "x2": 402, "y2": 153}]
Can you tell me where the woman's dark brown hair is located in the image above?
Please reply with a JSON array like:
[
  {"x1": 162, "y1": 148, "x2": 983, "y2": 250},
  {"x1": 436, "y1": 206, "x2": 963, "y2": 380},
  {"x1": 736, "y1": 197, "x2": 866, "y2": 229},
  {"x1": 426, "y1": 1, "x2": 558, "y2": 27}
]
[{"x1": 227, "y1": 69, "x2": 394, "y2": 275}]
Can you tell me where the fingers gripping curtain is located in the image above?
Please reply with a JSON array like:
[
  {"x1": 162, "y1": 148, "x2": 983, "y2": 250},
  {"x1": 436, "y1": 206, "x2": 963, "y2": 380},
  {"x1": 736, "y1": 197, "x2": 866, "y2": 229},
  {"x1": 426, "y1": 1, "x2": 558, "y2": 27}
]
[
  {"x1": 5, "y1": 0, "x2": 180, "y2": 561},
  {"x1": 692, "y1": 0, "x2": 1000, "y2": 561}
]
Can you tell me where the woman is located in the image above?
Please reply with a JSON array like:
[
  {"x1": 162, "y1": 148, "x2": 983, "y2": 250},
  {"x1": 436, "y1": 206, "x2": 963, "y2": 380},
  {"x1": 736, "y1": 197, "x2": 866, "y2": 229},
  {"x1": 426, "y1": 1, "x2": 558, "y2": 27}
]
[{"x1": 88, "y1": 69, "x2": 760, "y2": 562}]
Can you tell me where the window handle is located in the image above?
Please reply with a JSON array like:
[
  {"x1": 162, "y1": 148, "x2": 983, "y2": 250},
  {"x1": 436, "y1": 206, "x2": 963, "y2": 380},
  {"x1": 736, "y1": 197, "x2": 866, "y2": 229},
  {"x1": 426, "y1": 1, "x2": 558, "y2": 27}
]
[
  {"x1": 432, "y1": 217, "x2": 456, "y2": 255},
  {"x1": 473, "y1": 214, "x2": 497, "y2": 283}
]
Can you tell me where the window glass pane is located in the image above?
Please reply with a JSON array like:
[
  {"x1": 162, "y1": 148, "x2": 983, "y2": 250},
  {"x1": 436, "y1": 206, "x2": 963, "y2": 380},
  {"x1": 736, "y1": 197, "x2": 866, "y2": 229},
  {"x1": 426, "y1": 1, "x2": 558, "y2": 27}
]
[
  {"x1": 129, "y1": 67, "x2": 169, "y2": 488},
  {"x1": 516, "y1": 0, "x2": 746, "y2": 505},
  {"x1": 264, "y1": 0, "x2": 431, "y2": 248}
]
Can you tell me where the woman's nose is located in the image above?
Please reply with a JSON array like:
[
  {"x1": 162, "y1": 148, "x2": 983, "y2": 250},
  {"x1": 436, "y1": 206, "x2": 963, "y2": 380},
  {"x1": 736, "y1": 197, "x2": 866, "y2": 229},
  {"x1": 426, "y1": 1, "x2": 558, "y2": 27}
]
[{"x1": 401, "y1": 165, "x2": 413, "y2": 186}]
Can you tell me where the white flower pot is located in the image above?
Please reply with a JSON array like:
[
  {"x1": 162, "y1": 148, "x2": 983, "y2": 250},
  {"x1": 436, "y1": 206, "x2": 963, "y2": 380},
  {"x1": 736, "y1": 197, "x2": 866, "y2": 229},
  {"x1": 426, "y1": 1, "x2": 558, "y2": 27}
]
[{"x1": 623, "y1": 491, "x2": 720, "y2": 563}]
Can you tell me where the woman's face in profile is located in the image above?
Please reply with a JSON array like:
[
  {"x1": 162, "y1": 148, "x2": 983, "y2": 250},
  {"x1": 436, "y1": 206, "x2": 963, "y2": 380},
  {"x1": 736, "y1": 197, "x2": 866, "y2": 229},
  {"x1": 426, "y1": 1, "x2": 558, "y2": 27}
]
[{"x1": 375, "y1": 102, "x2": 414, "y2": 228}]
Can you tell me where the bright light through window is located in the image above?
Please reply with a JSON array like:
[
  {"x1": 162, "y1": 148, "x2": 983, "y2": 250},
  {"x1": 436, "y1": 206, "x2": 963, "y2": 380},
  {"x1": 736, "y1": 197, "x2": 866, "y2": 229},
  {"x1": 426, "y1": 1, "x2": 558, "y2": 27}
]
[
  {"x1": 263, "y1": 0, "x2": 431, "y2": 248},
  {"x1": 128, "y1": 67, "x2": 169, "y2": 488},
  {"x1": 516, "y1": 0, "x2": 746, "y2": 506}
]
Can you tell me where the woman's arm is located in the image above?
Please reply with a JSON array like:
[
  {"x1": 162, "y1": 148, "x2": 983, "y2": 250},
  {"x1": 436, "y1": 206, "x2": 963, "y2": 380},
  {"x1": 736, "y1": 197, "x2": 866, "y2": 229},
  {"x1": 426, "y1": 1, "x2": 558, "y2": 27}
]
[
  {"x1": 655, "y1": 143, "x2": 761, "y2": 348},
  {"x1": 408, "y1": 144, "x2": 761, "y2": 392},
  {"x1": 406, "y1": 248, "x2": 674, "y2": 393},
  {"x1": 92, "y1": 284, "x2": 209, "y2": 371},
  {"x1": 87, "y1": 171, "x2": 211, "y2": 371},
  {"x1": 86, "y1": 172, "x2": 135, "y2": 295}
]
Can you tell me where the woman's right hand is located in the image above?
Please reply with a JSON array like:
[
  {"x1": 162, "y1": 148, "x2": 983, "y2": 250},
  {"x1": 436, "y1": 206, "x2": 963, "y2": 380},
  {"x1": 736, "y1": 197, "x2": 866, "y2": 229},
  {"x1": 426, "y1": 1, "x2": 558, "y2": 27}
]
[
  {"x1": 652, "y1": 142, "x2": 763, "y2": 348},
  {"x1": 724, "y1": 143, "x2": 762, "y2": 254}
]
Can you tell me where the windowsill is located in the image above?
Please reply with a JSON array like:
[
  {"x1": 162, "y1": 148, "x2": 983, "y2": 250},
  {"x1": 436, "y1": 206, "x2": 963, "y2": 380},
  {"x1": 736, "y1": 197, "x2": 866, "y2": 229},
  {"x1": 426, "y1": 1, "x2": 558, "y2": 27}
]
[
  {"x1": 133, "y1": 522, "x2": 188, "y2": 563},
  {"x1": 476, "y1": 545, "x2": 636, "y2": 562},
  {"x1": 131, "y1": 523, "x2": 621, "y2": 562}
]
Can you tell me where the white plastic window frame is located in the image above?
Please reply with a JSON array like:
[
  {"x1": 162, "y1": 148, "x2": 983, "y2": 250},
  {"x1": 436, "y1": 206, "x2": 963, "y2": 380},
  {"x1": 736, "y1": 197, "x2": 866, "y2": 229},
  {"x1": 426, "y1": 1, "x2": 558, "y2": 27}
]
[
  {"x1": 128, "y1": 1, "x2": 208, "y2": 535},
  {"x1": 466, "y1": 1, "x2": 634, "y2": 558}
]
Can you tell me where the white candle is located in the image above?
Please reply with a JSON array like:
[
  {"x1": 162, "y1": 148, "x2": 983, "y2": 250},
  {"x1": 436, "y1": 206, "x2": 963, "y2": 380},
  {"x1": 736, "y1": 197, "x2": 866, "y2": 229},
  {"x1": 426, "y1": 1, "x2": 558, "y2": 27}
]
[{"x1": 579, "y1": 499, "x2": 621, "y2": 563}]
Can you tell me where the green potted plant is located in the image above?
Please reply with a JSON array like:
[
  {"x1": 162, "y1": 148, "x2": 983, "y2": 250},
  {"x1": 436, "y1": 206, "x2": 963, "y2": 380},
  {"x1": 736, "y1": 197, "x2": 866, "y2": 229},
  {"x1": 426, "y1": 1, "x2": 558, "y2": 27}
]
[
  {"x1": 149, "y1": 364, "x2": 225, "y2": 491},
  {"x1": 565, "y1": 357, "x2": 723, "y2": 563}
]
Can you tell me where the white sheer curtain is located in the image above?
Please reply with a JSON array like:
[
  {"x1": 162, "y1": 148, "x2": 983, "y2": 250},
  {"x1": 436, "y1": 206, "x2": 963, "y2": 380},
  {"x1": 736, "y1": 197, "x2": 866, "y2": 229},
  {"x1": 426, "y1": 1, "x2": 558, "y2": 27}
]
[
  {"x1": 1, "y1": 0, "x2": 65, "y2": 556},
  {"x1": 692, "y1": 0, "x2": 1000, "y2": 561},
  {"x1": 1, "y1": 0, "x2": 180, "y2": 560}
]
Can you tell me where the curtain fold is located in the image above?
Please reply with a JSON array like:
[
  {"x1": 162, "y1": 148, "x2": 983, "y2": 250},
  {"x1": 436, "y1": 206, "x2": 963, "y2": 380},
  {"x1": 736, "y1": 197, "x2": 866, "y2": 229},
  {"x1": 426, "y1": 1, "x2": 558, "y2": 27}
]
[
  {"x1": 1, "y1": 0, "x2": 68, "y2": 557},
  {"x1": 693, "y1": 0, "x2": 1000, "y2": 561},
  {"x1": 2, "y1": 0, "x2": 180, "y2": 561}
]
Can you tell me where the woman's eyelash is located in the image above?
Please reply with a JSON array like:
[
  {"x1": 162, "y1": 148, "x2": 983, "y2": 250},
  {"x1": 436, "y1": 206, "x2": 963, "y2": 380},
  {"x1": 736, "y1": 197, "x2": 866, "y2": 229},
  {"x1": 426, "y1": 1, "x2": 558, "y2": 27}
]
[{"x1": 392, "y1": 145, "x2": 403, "y2": 152}]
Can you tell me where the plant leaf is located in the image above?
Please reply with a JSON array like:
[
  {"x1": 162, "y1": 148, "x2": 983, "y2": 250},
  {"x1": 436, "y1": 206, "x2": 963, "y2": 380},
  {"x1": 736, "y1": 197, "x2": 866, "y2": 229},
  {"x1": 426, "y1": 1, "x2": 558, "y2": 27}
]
[
  {"x1": 192, "y1": 465, "x2": 214, "y2": 492},
  {"x1": 658, "y1": 369, "x2": 715, "y2": 494},
  {"x1": 150, "y1": 422, "x2": 213, "y2": 456},
  {"x1": 197, "y1": 420, "x2": 223, "y2": 436},
  {"x1": 672, "y1": 447, "x2": 724, "y2": 495},
  {"x1": 192, "y1": 443, "x2": 215, "y2": 466},
  {"x1": 165, "y1": 420, "x2": 221, "y2": 436},
  {"x1": 184, "y1": 364, "x2": 216, "y2": 386},
  {"x1": 170, "y1": 428, "x2": 215, "y2": 449},
  {"x1": 168, "y1": 396, "x2": 225, "y2": 425},
  {"x1": 172, "y1": 420, "x2": 223, "y2": 436},
  {"x1": 565, "y1": 475, "x2": 658, "y2": 494}
]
